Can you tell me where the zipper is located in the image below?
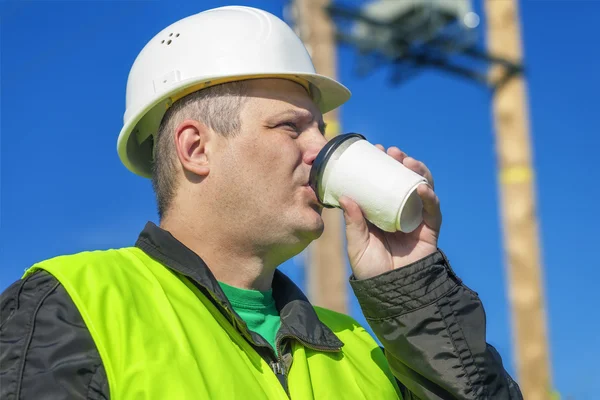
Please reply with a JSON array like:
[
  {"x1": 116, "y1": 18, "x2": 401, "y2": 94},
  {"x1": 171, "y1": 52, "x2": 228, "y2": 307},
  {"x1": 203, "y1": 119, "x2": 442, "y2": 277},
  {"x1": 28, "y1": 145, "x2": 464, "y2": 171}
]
[
  {"x1": 271, "y1": 333, "x2": 343, "y2": 396},
  {"x1": 272, "y1": 338, "x2": 290, "y2": 397},
  {"x1": 206, "y1": 288, "x2": 290, "y2": 396},
  {"x1": 217, "y1": 296, "x2": 290, "y2": 395},
  {"x1": 195, "y1": 281, "x2": 341, "y2": 396},
  {"x1": 270, "y1": 360, "x2": 284, "y2": 375}
]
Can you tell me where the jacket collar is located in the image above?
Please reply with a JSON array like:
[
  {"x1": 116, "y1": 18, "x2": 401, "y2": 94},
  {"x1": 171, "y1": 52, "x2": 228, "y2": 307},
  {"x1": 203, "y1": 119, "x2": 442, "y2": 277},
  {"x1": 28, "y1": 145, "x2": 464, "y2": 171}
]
[{"x1": 135, "y1": 222, "x2": 343, "y2": 351}]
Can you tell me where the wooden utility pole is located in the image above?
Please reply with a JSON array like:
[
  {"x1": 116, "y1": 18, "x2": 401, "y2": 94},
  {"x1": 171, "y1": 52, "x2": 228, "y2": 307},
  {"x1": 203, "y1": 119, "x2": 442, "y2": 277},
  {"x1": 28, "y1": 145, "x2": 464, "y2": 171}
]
[
  {"x1": 292, "y1": 0, "x2": 347, "y2": 314},
  {"x1": 485, "y1": 1, "x2": 552, "y2": 399}
]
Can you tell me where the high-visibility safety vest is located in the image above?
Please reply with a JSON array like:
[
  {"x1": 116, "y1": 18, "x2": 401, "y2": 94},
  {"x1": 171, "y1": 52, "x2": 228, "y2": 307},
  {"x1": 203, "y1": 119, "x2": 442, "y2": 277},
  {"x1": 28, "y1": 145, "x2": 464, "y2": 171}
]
[{"x1": 25, "y1": 247, "x2": 402, "y2": 399}]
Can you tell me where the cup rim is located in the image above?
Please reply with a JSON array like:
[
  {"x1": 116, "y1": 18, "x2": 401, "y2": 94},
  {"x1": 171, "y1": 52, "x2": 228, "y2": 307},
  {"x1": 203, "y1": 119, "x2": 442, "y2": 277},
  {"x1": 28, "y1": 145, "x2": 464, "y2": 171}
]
[{"x1": 308, "y1": 133, "x2": 366, "y2": 208}]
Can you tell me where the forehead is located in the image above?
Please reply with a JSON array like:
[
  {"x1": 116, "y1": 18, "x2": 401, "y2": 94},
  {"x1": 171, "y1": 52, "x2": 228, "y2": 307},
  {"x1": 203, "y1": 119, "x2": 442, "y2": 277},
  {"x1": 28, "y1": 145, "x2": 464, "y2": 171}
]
[{"x1": 242, "y1": 79, "x2": 322, "y2": 119}]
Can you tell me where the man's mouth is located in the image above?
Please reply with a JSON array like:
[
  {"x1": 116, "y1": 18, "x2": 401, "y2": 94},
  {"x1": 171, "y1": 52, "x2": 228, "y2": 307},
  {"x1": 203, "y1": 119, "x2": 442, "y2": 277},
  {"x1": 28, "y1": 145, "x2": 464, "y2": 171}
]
[{"x1": 303, "y1": 184, "x2": 322, "y2": 207}]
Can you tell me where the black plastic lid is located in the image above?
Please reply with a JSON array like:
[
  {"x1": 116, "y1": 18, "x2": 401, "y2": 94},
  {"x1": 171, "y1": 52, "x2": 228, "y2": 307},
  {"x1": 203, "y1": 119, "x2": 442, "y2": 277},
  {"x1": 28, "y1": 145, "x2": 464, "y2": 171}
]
[{"x1": 309, "y1": 133, "x2": 366, "y2": 208}]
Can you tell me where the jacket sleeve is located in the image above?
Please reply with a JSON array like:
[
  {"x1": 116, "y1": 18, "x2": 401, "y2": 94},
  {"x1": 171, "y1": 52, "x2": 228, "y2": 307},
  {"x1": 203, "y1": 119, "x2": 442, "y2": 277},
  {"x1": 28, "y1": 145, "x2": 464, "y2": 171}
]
[
  {"x1": 0, "y1": 271, "x2": 110, "y2": 400},
  {"x1": 350, "y1": 250, "x2": 523, "y2": 400}
]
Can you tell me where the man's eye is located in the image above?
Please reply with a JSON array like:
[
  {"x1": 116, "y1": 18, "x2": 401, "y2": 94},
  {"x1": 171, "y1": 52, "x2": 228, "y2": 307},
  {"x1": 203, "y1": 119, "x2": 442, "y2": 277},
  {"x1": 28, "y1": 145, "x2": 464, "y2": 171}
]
[{"x1": 279, "y1": 122, "x2": 298, "y2": 130}]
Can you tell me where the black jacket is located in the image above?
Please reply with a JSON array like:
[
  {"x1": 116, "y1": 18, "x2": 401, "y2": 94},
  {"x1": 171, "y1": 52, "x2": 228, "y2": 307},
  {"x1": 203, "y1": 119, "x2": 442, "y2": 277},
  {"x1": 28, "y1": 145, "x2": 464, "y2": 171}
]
[{"x1": 0, "y1": 222, "x2": 522, "y2": 399}]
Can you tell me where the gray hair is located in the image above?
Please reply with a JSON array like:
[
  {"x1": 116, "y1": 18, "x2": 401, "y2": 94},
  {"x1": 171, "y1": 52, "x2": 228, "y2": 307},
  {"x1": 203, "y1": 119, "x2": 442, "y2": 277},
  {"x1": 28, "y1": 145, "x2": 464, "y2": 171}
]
[{"x1": 152, "y1": 81, "x2": 249, "y2": 220}]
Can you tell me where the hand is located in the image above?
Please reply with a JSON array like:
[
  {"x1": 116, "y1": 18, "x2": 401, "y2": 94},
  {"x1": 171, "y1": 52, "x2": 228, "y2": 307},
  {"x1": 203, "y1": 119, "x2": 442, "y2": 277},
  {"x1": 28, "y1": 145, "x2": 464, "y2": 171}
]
[{"x1": 339, "y1": 146, "x2": 442, "y2": 280}]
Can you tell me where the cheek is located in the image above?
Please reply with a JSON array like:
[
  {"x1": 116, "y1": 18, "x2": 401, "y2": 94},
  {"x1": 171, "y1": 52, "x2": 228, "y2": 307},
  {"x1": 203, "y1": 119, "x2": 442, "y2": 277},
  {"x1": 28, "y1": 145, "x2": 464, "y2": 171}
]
[
  {"x1": 225, "y1": 136, "x2": 302, "y2": 201},
  {"x1": 252, "y1": 137, "x2": 300, "y2": 175},
  {"x1": 227, "y1": 142, "x2": 275, "y2": 192}
]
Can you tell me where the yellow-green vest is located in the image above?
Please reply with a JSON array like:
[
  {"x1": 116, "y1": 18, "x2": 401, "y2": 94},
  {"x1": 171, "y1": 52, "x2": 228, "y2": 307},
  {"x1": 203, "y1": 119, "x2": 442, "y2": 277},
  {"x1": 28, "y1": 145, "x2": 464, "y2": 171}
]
[{"x1": 25, "y1": 247, "x2": 401, "y2": 399}]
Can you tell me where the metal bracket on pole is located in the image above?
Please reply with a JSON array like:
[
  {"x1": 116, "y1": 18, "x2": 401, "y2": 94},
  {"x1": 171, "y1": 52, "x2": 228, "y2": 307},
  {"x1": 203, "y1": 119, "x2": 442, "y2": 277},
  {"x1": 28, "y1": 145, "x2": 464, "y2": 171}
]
[{"x1": 326, "y1": 1, "x2": 523, "y2": 90}]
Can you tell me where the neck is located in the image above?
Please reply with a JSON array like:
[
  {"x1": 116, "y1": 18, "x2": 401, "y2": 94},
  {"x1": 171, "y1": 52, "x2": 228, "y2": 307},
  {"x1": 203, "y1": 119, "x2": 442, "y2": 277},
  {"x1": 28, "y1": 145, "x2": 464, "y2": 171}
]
[{"x1": 160, "y1": 211, "x2": 287, "y2": 292}]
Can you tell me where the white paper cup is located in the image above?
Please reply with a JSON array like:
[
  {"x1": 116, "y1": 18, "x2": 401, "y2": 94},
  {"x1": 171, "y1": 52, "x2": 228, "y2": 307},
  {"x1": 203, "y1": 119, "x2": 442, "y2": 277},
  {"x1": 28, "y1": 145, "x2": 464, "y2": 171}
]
[{"x1": 309, "y1": 133, "x2": 428, "y2": 233}]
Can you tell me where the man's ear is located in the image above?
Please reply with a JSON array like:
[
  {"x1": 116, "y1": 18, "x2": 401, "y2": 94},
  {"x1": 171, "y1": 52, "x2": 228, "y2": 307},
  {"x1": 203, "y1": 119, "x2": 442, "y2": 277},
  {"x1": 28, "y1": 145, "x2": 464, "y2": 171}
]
[{"x1": 174, "y1": 119, "x2": 211, "y2": 177}]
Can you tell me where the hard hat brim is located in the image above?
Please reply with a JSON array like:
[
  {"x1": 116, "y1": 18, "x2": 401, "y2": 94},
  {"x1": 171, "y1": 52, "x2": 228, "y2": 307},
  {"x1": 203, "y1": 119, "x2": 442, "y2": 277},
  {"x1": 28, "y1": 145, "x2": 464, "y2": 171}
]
[{"x1": 117, "y1": 73, "x2": 351, "y2": 178}]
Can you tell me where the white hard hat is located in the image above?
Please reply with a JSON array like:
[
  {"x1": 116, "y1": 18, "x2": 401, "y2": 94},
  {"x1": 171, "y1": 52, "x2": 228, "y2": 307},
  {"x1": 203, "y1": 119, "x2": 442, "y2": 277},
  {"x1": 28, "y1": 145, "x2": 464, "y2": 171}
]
[{"x1": 117, "y1": 6, "x2": 351, "y2": 178}]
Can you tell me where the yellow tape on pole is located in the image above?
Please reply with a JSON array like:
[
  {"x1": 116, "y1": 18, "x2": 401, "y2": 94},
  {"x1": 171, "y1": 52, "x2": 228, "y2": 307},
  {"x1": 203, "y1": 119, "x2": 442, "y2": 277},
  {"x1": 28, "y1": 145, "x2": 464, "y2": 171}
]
[
  {"x1": 500, "y1": 165, "x2": 533, "y2": 184},
  {"x1": 324, "y1": 119, "x2": 341, "y2": 140}
]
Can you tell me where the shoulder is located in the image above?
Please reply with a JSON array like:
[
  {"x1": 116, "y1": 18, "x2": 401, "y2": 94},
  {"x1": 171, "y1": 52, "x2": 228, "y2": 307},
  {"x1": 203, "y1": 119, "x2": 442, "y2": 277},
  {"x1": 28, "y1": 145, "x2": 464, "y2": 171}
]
[
  {"x1": 1, "y1": 270, "x2": 85, "y2": 345},
  {"x1": 1, "y1": 270, "x2": 60, "y2": 324},
  {"x1": 33, "y1": 247, "x2": 140, "y2": 268},
  {"x1": 26, "y1": 247, "x2": 145, "y2": 281},
  {"x1": 1, "y1": 271, "x2": 109, "y2": 399}
]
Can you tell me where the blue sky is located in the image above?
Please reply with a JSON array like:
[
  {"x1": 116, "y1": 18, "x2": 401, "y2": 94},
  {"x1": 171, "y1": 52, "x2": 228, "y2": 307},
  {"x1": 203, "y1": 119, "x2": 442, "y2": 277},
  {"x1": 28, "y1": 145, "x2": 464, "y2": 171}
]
[{"x1": 1, "y1": 0, "x2": 599, "y2": 398}]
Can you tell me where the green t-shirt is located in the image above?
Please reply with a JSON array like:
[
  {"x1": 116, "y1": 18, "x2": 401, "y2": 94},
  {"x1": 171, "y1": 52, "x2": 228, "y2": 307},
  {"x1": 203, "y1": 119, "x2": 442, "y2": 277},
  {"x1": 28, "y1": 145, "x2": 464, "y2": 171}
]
[{"x1": 218, "y1": 281, "x2": 282, "y2": 354}]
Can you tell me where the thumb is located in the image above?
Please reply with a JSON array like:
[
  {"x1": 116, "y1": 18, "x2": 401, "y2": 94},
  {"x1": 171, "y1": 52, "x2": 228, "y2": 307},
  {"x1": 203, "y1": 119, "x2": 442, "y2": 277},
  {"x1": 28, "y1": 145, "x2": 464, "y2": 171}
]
[{"x1": 338, "y1": 196, "x2": 370, "y2": 252}]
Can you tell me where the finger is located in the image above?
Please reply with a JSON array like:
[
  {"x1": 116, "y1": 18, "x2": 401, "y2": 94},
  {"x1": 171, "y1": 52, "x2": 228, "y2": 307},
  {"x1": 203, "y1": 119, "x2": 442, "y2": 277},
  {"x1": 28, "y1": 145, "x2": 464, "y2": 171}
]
[
  {"x1": 375, "y1": 144, "x2": 385, "y2": 152},
  {"x1": 338, "y1": 196, "x2": 371, "y2": 251},
  {"x1": 339, "y1": 196, "x2": 367, "y2": 229},
  {"x1": 386, "y1": 146, "x2": 407, "y2": 164},
  {"x1": 417, "y1": 184, "x2": 442, "y2": 231},
  {"x1": 403, "y1": 157, "x2": 434, "y2": 189}
]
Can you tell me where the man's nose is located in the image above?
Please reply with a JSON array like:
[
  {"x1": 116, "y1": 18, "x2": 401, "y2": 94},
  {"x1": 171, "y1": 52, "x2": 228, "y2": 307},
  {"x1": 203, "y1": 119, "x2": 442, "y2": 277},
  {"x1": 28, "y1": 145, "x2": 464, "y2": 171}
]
[{"x1": 302, "y1": 131, "x2": 327, "y2": 166}]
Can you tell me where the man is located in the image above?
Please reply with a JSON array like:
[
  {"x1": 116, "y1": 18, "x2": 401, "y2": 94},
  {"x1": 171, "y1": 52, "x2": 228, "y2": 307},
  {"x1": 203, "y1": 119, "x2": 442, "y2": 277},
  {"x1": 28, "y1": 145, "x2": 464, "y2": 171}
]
[{"x1": 0, "y1": 6, "x2": 522, "y2": 400}]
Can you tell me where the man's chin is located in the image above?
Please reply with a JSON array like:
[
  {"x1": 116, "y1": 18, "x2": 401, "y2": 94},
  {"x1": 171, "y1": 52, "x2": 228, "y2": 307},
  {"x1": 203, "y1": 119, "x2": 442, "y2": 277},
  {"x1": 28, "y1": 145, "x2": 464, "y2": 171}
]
[
  {"x1": 304, "y1": 216, "x2": 325, "y2": 240},
  {"x1": 308, "y1": 222, "x2": 325, "y2": 240},
  {"x1": 292, "y1": 210, "x2": 324, "y2": 240}
]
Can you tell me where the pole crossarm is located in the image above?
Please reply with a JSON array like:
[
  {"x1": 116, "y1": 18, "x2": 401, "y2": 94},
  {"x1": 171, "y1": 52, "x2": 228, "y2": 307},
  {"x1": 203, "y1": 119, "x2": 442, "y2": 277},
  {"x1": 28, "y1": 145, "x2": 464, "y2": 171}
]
[{"x1": 327, "y1": 2, "x2": 523, "y2": 89}]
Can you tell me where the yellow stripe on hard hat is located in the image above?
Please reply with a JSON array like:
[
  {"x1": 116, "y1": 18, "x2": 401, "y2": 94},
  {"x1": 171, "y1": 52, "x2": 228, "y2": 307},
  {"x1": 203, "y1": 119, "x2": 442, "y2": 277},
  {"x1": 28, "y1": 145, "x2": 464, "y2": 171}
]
[{"x1": 167, "y1": 75, "x2": 313, "y2": 109}]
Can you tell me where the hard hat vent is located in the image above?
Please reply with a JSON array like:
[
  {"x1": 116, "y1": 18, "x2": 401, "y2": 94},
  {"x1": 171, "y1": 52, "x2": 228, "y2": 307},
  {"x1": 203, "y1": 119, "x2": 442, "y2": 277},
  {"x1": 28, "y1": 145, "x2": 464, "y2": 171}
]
[{"x1": 160, "y1": 33, "x2": 180, "y2": 46}]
